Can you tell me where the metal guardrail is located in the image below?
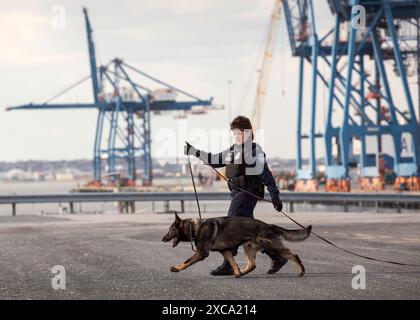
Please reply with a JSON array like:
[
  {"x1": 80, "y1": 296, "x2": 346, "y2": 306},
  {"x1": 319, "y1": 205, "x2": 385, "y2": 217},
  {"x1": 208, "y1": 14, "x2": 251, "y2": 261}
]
[
  {"x1": 0, "y1": 191, "x2": 419, "y2": 215},
  {"x1": 0, "y1": 192, "x2": 230, "y2": 204}
]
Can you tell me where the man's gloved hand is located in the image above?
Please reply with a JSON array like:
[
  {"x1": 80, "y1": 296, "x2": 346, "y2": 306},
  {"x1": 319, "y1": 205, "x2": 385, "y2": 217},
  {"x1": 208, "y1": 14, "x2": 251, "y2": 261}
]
[
  {"x1": 184, "y1": 141, "x2": 192, "y2": 155},
  {"x1": 272, "y1": 196, "x2": 283, "y2": 212},
  {"x1": 184, "y1": 141, "x2": 199, "y2": 157}
]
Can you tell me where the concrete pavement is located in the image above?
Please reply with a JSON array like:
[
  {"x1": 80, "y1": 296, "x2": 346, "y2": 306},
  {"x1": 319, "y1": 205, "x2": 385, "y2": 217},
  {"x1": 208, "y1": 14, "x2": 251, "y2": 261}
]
[{"x1": 0, "y1": 210, "x2": 419, "y2": 299}]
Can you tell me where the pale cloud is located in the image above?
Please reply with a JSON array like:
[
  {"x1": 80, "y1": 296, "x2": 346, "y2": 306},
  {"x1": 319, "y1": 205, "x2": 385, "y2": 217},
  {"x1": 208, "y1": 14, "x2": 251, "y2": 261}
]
[
  {"x1": 151, "y1": 0, "x2": 215, "y2": 15},
  {"x1": 0, "y1": 11, "x2": 48, "y2": 63},
  {"x1": 0, "y1": 0, "x2": 336, "y2": 161},
  {"x1": 0, "y1": 0, "x2": 413, "y2": 163}
]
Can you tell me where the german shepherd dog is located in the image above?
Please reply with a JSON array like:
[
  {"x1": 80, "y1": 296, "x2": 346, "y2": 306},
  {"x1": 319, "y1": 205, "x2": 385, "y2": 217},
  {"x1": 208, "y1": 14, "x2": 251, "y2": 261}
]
[{"x1": 162, "y1": 213, "x2": 312, "y2": 278}]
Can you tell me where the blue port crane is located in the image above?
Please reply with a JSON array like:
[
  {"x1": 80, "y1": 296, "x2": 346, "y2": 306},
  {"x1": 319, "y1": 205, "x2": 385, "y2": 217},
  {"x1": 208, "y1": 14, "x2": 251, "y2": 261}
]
[
  {"x1": 7, "y1": 8, "x2": 214, "y2": 187},
  {"x1": 283, "y1": 0, "x2": 336, "y2": 191},
  {"x1": 279, "y1": 0, "x2": 420, "y2": 191},
  {"x1": 324, "y1": 0, "x2": 420, "y2": 191}
]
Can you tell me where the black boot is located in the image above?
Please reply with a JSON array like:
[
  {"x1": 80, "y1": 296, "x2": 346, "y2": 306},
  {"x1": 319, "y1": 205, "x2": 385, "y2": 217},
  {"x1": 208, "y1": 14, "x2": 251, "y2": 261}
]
[
  {"x1": 210, "y1": 259, "x2": 234, "y2": 276},
  {"x1": 262, "y1": 250, "x2": 288, "y2": 274}
]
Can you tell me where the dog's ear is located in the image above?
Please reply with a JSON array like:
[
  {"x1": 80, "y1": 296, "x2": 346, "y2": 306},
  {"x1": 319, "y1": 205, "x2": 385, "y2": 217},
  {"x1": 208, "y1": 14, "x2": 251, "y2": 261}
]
[{"x1": 174, "y1": 213, "x2": 181, "y2": 224}]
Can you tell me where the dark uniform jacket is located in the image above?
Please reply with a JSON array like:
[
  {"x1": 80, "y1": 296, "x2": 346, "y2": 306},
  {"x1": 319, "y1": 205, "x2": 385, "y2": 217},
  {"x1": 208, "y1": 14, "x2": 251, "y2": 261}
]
[{"x1": 192, "y1": 142, "x2": 280, "y2": 201}]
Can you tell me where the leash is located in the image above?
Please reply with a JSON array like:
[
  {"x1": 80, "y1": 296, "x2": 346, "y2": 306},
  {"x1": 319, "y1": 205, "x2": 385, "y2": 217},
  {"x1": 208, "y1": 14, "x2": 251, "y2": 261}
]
[
  {"x1": 206, "y1": 165, "x2": 420, "y2": 268},
  {"x1": 187, "y1": 155, "x2": 202, "y2": 219},
  {"x1": 187, "y1": 155, "x2": 201, "y2": 252}
]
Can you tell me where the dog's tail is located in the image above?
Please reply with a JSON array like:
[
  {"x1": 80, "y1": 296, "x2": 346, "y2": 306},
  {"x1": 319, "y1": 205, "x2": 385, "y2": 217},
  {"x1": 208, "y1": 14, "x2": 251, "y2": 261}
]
[{"x1": 269, "y1": 224, "x2": 312, "y2": 242}]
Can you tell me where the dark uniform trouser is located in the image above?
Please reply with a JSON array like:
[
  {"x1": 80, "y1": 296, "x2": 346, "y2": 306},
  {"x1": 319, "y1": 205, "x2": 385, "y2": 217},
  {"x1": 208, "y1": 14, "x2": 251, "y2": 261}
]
[
  {"x1": 227, "y1": 190, "x2": 258, "y2": 257},
  {"x1": 228, "y1": 190, "x2": 258, "y2": 218}
]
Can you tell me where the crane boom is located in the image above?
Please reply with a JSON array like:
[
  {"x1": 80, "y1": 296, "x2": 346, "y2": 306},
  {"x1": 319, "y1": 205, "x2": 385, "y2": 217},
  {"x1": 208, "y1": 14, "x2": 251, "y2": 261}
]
[
  {"x1": 83, "y1": 7, "x2": 99, "y2": 104},
  {"x1": 251, "y1": 0, "x2": 283, "y2": 130}
]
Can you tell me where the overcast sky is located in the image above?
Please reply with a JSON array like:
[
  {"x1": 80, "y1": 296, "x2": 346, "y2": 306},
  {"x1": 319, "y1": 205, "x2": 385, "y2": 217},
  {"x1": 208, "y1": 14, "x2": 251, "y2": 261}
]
[{"x1": 0, "y1": 0, "x2": 417, "y2": 163}]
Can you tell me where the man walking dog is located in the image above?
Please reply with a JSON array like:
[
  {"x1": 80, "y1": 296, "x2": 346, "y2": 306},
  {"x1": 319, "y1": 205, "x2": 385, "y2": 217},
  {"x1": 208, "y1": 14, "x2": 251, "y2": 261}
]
[{"x1": 184, "y1": 115, "x2": 286, "y2": 276}]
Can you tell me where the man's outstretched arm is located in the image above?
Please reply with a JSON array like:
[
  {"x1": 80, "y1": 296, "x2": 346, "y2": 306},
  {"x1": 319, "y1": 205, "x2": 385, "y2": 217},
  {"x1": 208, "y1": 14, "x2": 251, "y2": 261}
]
[{"x1": 184, "y1": 141, "x2": 232, "y2": 168}]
